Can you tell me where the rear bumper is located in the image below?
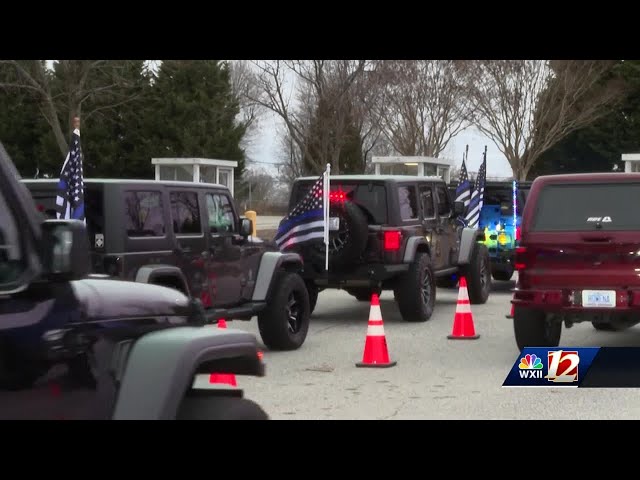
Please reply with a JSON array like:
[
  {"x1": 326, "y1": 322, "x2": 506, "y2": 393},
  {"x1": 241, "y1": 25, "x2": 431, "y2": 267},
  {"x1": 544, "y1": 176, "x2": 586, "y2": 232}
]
[
  {"x1": 305, "y1": 263, "x2": 409, "y2": 288},
  {"x1": 488, "y1": 249, "x2": 514, "y2": 271},
  {"x1": 512, "y1": 287, "x2": 640, "y2": 313}
]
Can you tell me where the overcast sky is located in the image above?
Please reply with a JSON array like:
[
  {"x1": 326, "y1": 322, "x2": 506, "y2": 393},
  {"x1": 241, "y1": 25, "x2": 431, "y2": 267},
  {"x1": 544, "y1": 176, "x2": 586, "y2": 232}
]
[{"x1": 247, "y1": 110, "x2": 514, "y2": 179}]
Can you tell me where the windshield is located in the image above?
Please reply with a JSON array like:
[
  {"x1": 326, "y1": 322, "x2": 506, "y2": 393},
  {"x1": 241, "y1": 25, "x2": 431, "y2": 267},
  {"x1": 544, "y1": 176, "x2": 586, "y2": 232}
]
[
  {"x1": 483, "y1": 185, "x2": 524, "y2": 217},
  {"x1": 293, "y1": 181, "x2": 388, "y2": 224},
  {"x1": 532, "y1": 183, "x2": 640, "y2": 231}
]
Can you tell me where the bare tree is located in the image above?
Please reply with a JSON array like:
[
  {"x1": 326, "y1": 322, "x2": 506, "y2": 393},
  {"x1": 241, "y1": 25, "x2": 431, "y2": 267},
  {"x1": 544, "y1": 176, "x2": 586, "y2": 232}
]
[
  {"x1": 236, "y1": 167, "x2": 277, "y2": 210},
  {"x1": 250, "y1": 60, "x2": 369, "y2": 175},
  {"x1": 0, "y1": 60, "x2": 143, "y2": 156},
  {"x1": 277, "y1": 128, "x2": 305, "y2": 186},
  {"x1": 467, "y1": 60, "x2": 626, "y2": 180},
  {"x1": 228, "y1": 60, "x2": 263, "y2": 145},
  {"x1": 374, "y1": 60, "x2": 473, "y2": 158}
]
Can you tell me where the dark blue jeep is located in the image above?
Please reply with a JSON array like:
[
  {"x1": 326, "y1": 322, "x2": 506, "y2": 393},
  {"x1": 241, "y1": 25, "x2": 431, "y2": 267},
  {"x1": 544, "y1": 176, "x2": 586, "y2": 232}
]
[{"x1": 449, "y1": 180, "x2": 531, "y2": 282}]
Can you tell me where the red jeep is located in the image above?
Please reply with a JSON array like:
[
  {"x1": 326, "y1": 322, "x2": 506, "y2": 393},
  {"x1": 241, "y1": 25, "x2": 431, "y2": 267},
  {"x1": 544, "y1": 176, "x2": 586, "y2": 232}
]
[{"x1": 512, "y1": 172, "x2": 640, "y2": 350}]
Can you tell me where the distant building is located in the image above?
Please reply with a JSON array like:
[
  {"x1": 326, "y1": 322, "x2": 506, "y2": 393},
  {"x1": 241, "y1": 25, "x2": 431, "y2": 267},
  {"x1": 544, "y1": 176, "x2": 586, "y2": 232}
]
[
  {"x1": 621, "y1": 153, "x2": 640, "y2": 173},
  {"x1": 371, "y1": 156, "x2": 454, "y2": 183},
  {"x1": 151, "y1": 158, "x2": 238, "y2": 196}
]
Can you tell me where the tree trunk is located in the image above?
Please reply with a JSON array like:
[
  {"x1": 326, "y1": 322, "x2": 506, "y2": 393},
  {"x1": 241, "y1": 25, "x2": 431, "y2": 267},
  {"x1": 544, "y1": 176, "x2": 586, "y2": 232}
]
[
  {"x1": 43, "y1": 98, "x2": 68, "y2": 156},
  {"x1": 512, "y1": 164, "x2": 531, "y2": 181},
  {"x1": 330, "y1": 148, "x2": 341, "y2": 175}
]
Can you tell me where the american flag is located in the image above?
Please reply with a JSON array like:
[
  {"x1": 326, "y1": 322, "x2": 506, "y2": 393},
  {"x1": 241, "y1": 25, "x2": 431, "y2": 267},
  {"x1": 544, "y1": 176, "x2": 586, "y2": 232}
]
[
  {"x1": 55, "y1": 128, "x2": 85, "y2": 221},
  {"x1": 465, "y1": 151, "x2": 487, "y2": 228},
  {"x1": 274, "y1": 174, "x2": 325, "y2": 252},
  {"x1": 455, "y1": 157, "x2": 471, "y2": 213}
]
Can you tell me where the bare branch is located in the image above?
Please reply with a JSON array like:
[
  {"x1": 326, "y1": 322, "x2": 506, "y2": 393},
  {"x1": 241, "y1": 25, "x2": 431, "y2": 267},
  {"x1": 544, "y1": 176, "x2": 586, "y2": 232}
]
[
  {"x1": 467, "y1": 60, "x2": 626, "y2": 180},
  {"x1": 373, "y1": 60, "x2": 473, "y2": 158}
]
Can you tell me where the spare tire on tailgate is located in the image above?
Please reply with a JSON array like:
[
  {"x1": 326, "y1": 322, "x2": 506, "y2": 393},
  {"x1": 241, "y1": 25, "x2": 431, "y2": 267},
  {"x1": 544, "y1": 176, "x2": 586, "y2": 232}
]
[{"x1": 306, "y1": 201, "x2": 369, "y2": 270}]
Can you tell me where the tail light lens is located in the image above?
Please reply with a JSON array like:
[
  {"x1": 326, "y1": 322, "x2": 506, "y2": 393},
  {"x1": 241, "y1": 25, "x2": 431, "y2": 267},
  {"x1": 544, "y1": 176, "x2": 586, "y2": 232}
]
[
  {"x1": 515, "y1": 226, "x2": 521, "y2": 241},
  {"x1": 329, "y1": 190, "x2": 346, "y2": 202},
  {"x1": 514, "y1": 246, "x2": 527, "y2": 271},
  {"x1": 383, "y1": 230, "x2": 402, "y2": 251}
]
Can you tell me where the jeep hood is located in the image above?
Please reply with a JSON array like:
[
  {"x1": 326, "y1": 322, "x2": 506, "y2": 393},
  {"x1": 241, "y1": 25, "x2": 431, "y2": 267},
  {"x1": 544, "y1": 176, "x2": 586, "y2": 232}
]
[{"x1": 70, "y1": 278, "x2": 192, "y2": 321}]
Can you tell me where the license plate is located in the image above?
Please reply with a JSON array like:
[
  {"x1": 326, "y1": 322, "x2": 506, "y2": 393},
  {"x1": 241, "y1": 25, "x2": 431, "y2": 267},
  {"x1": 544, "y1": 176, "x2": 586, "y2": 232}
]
[
  {"x1": 582, "y1": 290, "x2": 616, "y2": 308},
  {"x1": 329, "y1": 217, "x2": 340, "y2": 231}
]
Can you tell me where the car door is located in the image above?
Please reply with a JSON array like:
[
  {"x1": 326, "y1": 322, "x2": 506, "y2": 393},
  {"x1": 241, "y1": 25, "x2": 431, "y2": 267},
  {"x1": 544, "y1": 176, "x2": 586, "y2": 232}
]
[
  {"x1": 419, "y1": 183, "x2": 444, "y2": 269},
  {"x1": 204, "y1": 191, "x2": 243, "y2": 308},
  {"x1": 434, "y1": 183, "x2": 459, "y2": 268},
  {"x1": 168, "y1": 189, "x2": 207, "y2": 302}
]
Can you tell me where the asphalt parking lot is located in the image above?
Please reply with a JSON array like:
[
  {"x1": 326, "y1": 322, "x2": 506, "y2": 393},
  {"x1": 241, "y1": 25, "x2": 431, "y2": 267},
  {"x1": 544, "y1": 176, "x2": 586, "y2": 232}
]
[{"x1": 220, "y1": 277, "x2": 640, "y2": 420}]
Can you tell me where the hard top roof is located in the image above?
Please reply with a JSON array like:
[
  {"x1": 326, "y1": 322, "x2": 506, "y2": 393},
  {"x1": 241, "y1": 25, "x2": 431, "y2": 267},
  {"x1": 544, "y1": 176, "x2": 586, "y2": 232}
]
[
  {"x1": 448, "y1": 179, "x2": 533, "y2": 187},
  {"x1": 295, "y1": 174, "x2": 446, "y2": 183},
  {"x1": 532, "y1": 172, "x2": 640, "y2": 185},
  {"x1": 22, "y1": 178, "x2": 229, "y2": 190}
]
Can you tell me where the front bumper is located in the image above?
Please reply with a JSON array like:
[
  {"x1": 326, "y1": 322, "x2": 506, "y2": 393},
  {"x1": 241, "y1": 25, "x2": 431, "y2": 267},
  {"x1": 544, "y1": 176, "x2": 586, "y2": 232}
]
[{"x1": 304, "y1": 263, "x2": 410, "y2": 288}]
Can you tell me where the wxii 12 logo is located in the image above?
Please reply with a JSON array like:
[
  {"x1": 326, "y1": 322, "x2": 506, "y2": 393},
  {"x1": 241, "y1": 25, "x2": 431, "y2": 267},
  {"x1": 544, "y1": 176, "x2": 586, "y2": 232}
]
[{"x1": 546, "y1": 350, "x2": 580, "y2": 383}]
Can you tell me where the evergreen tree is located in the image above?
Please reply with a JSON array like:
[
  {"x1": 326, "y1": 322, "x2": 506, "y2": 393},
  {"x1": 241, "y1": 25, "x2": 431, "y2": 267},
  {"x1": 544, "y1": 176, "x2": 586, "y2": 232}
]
[{"x1": 142, "y1": 60, "x2": 247, "y2": 177}]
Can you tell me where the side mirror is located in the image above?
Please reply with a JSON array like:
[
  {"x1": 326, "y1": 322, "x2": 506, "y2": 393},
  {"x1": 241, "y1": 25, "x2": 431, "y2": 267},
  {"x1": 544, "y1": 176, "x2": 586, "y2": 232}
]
[
  {"x1": 40, "y1": 219, "x2": 91, "y2": 281},
  {"x1": 453, "y1": 201, "x2": 465, "y2": 217},
  {"x1": 239, "y1": 217, "x2": 253, "y2": 237}
]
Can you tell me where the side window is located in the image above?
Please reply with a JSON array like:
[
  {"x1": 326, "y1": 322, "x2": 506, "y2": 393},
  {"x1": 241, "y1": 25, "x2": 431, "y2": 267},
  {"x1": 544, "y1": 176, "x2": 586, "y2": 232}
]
[
  {"x1": 398, "y1": 185, "x2": 418, "y2": 221},
  {"x1": 435, "y1": 185, "x2": 452, "y2": 217},
  {"x1": 206, "y1": 193, "x2": 236, "y2": 233},
  {"x1": 124, "y1": 191, "x2": 165, "y2": 237},
  {"x1": 0, "y1": 188, "x2": 24, "y2": 286},
  {"x1": 170, "y1": 191, "x2": 202, "y2": 235},
  {"x1": 419, "y1": 185, "x2": 435, "y2": 219}
]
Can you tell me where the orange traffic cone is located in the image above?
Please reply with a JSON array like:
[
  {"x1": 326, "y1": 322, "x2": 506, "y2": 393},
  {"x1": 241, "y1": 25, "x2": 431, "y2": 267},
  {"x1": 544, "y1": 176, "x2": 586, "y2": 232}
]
[
  {"x1": 356, "y1": 294, "x2": 397, "y2": 368},
  {"x1": 447, "y1": 277, "x2": 480, "y2": 340},
  {"x1": 506, "y1": 301, "x2": 514, "y2": 319},
  {"x1": 209, "y1": 319, "x2": 238, "y2": 387}
]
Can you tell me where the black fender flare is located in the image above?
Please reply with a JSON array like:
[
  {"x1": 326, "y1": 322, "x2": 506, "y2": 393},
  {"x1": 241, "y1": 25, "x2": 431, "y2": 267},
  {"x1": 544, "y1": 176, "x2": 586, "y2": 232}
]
[
  {"x1": 112, "y1": 326, "x2": 264, "y2": 420},
  {"x1": 252, "y1": 252, "x2": 303, "y2": 302},
  {"x1": 135, "y1": 265, "x2": 191, "y2": 297}
]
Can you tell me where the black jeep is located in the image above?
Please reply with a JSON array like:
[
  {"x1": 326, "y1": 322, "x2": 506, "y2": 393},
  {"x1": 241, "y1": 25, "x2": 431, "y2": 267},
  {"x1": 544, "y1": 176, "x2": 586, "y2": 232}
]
[
  {"x1": 0, "y1": 142, "x2": 267, "y2": 420},
  {"x1": 288, "y1": 175, "x2": 491, "y2": 322},
  {"x1": 23, "y1": 178, "x2": 310, "y2": 351}
]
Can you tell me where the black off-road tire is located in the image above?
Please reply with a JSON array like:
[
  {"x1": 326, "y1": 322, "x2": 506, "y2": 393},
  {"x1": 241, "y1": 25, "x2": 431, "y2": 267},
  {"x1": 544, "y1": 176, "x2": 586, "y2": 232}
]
[
  {"x1": 513, "y1": 306, "x2": 561, "y2": 351},
  {"x1": 463, "y1": 244, "x2": 491, "y2": 304},
  {"x1": 258, "y1": 272, "x2": 310, "y2": 351},
  {"x1": 393, "y1": 252, "x2": 436, "y2": 322},
  {"x1": 592, "y1": 321, "x2": 626, "y2": 331},
  {"x1": 492, "y1": 267, "x2": 514, "y2": 282},
  {"x1": 308, "y1": 201, "x2": 369, "y2": 270},
  {"x1": 176, "y1": 397, "x2": 269, "y2": 420}
]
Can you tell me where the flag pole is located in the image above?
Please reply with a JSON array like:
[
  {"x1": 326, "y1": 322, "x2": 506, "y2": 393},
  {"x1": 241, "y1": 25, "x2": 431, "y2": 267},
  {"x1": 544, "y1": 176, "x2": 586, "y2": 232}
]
[{"x1": 324, "y1": 163, "x2": 331, "y2": 272}]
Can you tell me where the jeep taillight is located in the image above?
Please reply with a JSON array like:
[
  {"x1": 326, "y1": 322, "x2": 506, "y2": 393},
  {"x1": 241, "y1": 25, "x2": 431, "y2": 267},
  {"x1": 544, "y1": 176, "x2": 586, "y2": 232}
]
[
  {"x1": 515, "y1": 226, "x2": 521, "y2": 241},
  {"x1": 383, "y1": 230, "x2": 402, "y2": 251},
  {"x1": 514, "y1": 246, "x2": 527, "y2": 271},
  {"x1": 329, "y1": 190, "x2": 346, "y2": 203}
]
